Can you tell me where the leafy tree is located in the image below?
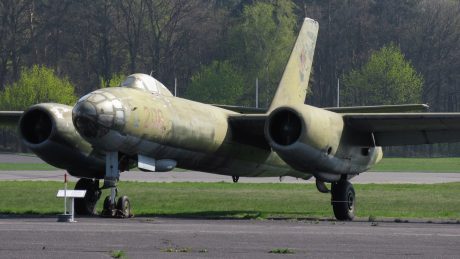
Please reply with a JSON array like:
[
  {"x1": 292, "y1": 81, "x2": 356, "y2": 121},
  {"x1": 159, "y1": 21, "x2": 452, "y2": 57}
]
[
  {"x1": 0, "y1": 65, "x2": 77, "y2": 110},
  {"x1": 342, "y1": 44, "x2": 423, "y2": 106},
  {"x1": 100, "y1": 73, "x2": 126, "y2": 88},
  {"x1": 185, "y1": 61, "x2": 245, "y2": 105},
  {"x1": 229, "y1": 0, "x2": 296, "y2": 107}
]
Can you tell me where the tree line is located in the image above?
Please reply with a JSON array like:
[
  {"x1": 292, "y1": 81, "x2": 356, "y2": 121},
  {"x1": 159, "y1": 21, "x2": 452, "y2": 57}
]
[{"x1": 1, "y1": 0, "x2": 460, "y2": 156}]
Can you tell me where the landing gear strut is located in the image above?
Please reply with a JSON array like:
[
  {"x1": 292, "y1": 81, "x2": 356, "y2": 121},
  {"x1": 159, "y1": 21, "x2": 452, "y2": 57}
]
[
  {"x1": 100, "y1": 152, "x2": 133, "y2": 218},
  {"x1": 74, "y1": 178, "x2": 101, "y2": 215},
  {"x1": 331, "y1": 179, "x2": 355, "y2": 221}
]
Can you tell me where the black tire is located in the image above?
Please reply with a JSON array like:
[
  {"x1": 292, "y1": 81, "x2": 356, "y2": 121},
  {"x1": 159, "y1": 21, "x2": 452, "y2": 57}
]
[
  {"x1": 331, "y1": 180, "x2": 355, "y2": 221},
  {"x1": 232, "y1": 176, "x2": 239, "y2": 183},
  {"x1": 74, "y1": 178, "x2": 101, "y2": 216},
  {"x1": 102, "y1": 195, "x2": 116, "y2": 217},
  {"x1": 117, "y1": 196, "x2": 131, "y2": 218}
]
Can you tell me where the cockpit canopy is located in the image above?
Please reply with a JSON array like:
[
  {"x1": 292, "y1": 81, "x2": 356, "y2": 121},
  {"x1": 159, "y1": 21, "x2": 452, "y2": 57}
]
[{"x1": 121, "y1": 73, "x2": 173, "y2": 97}]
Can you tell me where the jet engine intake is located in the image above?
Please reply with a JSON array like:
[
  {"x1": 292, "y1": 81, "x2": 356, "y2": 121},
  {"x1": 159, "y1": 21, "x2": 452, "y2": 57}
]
[
  {"x1": 265, "y1": 105, "x2": 348, "y2": 178},
  {"x1": 19, "y1": 103, "x2": 105, "y2": 178},
  {"x1": 267, "y1": 108, "x2": 302, "y2": 146}
]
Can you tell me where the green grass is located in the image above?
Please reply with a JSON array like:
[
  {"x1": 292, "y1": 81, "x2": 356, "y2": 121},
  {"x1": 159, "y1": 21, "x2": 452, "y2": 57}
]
[
  {"x1": 110, "y1": 250, "x2": 126, "y2": 258},
  {"x1": 0, "y1": 181, "x2": 459, "y2": 220},
  {"x1": 2, "y1": 157, "x2": 460, "y2": 172},
  {"x1": 269, "y1": 248, "x2": 295, "y2": 254},
  {"x1": 372, "y1": 157, "x2": 460, "y2": 172},
  {"x1": 0, "y1": 163, "x2": 57, "y2": 171}
]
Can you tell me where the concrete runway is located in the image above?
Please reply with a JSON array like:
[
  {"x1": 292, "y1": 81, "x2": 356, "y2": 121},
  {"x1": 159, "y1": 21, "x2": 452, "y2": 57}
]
[
  {"x1": 0, "y1": 217, "x2": 458, "y2": 259},
  {"x1": 2, "y1": 153, "x2": 460, "y2": 184},
  {"x1": 1, "y1": 169, "x2": 460, "y2": 184}
]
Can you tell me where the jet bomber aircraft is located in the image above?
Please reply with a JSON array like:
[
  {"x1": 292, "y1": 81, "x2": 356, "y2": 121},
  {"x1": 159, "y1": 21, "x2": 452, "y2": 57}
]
[{"x1": 2, "y1": 18, "x2": 460, "y2": 220}]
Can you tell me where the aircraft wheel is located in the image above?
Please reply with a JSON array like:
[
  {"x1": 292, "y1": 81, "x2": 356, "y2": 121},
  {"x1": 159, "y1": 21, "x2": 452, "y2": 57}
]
[
  {"x1": 74, "y1": 178, "x2": 101, "y2": 216},
  {"x1": 101, "y1": 195, "x2": 117, "y2": 217},
  {"x1": 331, "y1": 180, "x2": 355, "y2": 221},
  {"x1": 117, "y1": 196, "x2": 132, "y2": 218},
  {"x1": 232, "y1": 176, "x2": 239, "y2": 183}
]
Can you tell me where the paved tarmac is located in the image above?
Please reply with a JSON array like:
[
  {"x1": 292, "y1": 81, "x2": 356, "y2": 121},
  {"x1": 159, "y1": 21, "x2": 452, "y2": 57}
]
[
  {"x1": 0, "y1": 217, "x2": 458, "y2": 259},
  {"x1": 1, "y1": 169, "x2": 460, "y2": 184},
  {"x1": 0, "y1": 153, "x2": 44, "y2": 163}
]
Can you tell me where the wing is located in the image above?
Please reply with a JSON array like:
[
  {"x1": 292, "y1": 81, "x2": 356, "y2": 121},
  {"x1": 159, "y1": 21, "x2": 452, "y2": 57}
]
[
  {"x1": 228, "y1": 114, "x2": 269, "y2": 150},
  {"x1": 0, "y1": 111, "x2": 23, "y2": 128},
  {"x1": 213, "y1": 105, "x2": 267, "y2": 114},
  {"x1": 222, "y1": 105, "x2": 432, "y2": 149},
  {"x1": 344, "y1": 113, "x2": 460, "y2": 146},
  {"x1": 326, "y1": 104, "x2": 429, "y2": 113},
  {"x1": 215, "y1": 104, "x2": 429, "y2": 114}
]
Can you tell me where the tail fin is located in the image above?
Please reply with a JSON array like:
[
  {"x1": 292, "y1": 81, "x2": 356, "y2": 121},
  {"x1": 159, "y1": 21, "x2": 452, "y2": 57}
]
[{"x1": 269, "y1": 18, "x2": 319, "y2": 111}]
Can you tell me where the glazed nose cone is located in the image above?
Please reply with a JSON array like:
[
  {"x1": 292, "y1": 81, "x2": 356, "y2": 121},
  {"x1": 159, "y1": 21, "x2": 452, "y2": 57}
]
[
  {"x1": 73, "y1": 91, "x2": 126, "y2": 139},
  {"x1": 72, "y1": 100, "x2": 108, "y2": 138}
]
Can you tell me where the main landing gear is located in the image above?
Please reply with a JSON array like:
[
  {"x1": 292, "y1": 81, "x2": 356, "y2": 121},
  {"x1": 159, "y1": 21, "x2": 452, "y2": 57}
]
[
  {"x1": 74, "y1": 178, "x2": 101, "y2": 216},
  {"x1": 331, "y1": 179, "x2": 355, "y2": 221}
]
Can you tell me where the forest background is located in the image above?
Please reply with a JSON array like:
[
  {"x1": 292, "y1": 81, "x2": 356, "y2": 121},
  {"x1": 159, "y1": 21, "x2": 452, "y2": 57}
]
[{"x1": 1, "y1": 0, "x2": 460, "y2": 156}]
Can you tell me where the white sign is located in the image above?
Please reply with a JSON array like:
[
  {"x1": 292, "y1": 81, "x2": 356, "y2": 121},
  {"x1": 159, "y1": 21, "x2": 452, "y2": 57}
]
[{"x1": 56, "y1": 190, "x2": 86, "y2": 198}]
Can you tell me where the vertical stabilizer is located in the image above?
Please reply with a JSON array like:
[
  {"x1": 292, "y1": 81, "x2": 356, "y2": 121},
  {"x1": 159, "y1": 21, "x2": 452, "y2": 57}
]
[{"x1": 269, "y1": 18, "x2": 319, "y2": 111}]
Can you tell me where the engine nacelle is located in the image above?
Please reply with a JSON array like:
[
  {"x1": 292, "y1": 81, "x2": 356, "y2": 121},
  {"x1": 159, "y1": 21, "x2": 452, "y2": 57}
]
[
  {"x1": 19, "y1": 103, "x2": 105, "y2": 178},
  {"x1": 265, "y1": 105, "x2": 382, "y2": 182}
]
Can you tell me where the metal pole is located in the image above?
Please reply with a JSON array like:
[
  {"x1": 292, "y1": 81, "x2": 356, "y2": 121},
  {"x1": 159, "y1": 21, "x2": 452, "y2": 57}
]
[
  {"x1": 64, "y1": 173, "x2": 67, "y2": 214},
  {"x1": 337, "y1": 78, "x2": 340, "y2": 107},
  {"x1": 71, "y1": 198, "x2": 74, "y2": 222},
  {"x1": 174, "y1": 77, "x2": 177, "y2": 97},
  {"x1": 256, "y1": 78, "x2": 259, "y2": 108}
]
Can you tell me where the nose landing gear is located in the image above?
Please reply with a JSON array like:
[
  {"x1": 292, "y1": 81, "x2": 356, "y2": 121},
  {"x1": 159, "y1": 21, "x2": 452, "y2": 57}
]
[
  {"x1": 100, "y1": 152, "x2": 133, "y2": 218},
  {"x1": 101, "y1": 193, "x2": 132, "y2": 218},
  {"x1": 74, "y1": 152, "x2": 133, "y2": 218}
]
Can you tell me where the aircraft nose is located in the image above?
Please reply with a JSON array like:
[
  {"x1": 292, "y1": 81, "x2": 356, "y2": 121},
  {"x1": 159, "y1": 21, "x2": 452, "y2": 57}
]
[{"x1": 72, "y1": 92, "x2": 126, "y2": 139}]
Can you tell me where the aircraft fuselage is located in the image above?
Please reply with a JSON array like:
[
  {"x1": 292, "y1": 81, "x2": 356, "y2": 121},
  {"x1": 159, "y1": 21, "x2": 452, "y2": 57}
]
[{"x1": 73, "y1": 87, "x2": 306, "y2": 178}]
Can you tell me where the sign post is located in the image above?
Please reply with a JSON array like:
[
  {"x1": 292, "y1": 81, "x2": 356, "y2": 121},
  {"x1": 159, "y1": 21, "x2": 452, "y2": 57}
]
[{"x1": 57, "y1": 174, "x2": 86, "y2": 222}]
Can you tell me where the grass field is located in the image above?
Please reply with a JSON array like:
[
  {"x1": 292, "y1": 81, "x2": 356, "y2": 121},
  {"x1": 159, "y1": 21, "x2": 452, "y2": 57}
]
[
  {"x1": 371, "y1": 157, "x2": 460, "y2": 172},
  {"x1": 0, "y1": 163, "x2": 57, "y2": 171},
  {"x1": 0, "y1": 181, "x2": 458, "y2": 220}
]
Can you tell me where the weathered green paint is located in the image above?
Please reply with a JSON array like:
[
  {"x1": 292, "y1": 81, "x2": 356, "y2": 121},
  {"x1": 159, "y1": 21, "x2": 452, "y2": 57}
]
[{"x1": 7, "y1": 17, "x2": 459, "y2": 184}]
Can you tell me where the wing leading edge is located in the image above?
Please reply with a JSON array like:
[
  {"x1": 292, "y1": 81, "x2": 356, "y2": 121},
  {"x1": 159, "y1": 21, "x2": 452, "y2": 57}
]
[
  {"x1": 344, "y1": 113, "x2": 460, "y2": 146},
  {"x1": 214, "y1": 104, "x2": 429, "y2": 114},
  {"x1": 0, "y1": 111, "x2": 23, "y2": 128}
]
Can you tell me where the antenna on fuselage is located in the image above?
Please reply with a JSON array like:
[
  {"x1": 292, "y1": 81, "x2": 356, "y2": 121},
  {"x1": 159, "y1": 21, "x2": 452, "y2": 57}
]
[{"x1": 174, "y1": 77, "x2": 177, "y2": 97}]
